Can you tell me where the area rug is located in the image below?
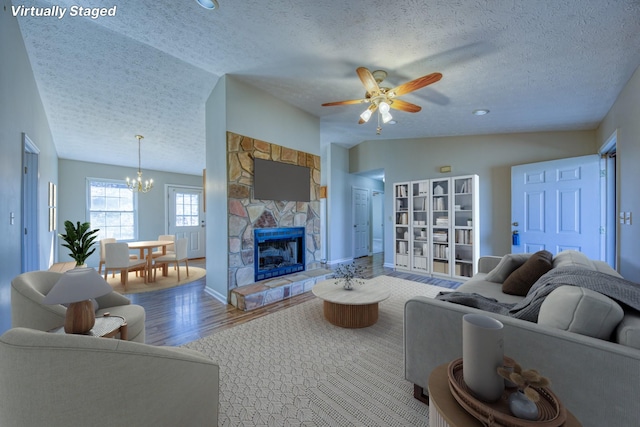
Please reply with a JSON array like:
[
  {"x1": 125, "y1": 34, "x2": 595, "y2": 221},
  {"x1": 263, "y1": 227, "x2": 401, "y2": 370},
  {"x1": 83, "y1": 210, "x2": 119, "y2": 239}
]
[
  {"x1": 183, "y1": 275, "x2": 451, "y2": 426},
  {"x1": 105, "y1": 266, "x2": 205, "y2": 294}
]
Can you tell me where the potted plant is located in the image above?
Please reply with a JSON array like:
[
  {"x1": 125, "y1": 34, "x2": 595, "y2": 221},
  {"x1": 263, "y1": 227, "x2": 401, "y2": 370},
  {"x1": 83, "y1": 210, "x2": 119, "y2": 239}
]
[
  {"x1": 333, "y1": 262, "x2": 365, "y2": 290},
  {"x1": 59, "y1": 220, "x2": 100, "y2": 267}
]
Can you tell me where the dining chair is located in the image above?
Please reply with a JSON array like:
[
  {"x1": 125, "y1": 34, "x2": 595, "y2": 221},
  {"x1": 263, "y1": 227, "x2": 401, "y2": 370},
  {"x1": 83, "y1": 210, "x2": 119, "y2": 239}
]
[
  {"x1": 99, "y1": 238, "x2": 138, "y2": 277},
  {"x1": 152, "y1": 238, "x2": 189, "y2": 282},
  {"x1": 152, "y1": 235, "x2": 176, "y2": 257},
  {"x1": 98, "y1": 238, "x2": 116, "y2": 275},
  {"x1": 104, "y1": 243, "x2": 148, "y2": 291}
]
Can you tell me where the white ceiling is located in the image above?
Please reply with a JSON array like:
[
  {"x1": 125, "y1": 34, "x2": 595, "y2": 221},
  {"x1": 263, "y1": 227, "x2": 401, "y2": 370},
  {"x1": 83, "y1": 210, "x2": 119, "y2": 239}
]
[{"x1": 15, "y1": 0, "x2": 640, "y2": 176}]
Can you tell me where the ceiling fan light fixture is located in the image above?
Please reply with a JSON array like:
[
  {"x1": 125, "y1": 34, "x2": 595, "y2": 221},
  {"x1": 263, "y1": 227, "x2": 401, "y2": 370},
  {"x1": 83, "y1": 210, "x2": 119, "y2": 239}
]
[
  {"x1": 360, "y1": 108, "x2": 373, "y2": 123},
  {"x1": 381, "y1": 111, "x2": 393, "y2": 124},
  {"x1": 379, "y1": 101, "x2": 390, "y2": 114},
  {"x1": 196, "y1": 0, "x2": 219, "y2": 9}
]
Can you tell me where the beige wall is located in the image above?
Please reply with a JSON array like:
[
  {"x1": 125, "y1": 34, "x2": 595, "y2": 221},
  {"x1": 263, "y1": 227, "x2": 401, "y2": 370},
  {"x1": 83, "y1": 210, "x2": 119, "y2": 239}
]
[
  {"x1": 349, "y1": 130, "x2": 597, "y2": 266},
  {"x1": 597, "y1": 65, "x2": 640, "y2": 281}
]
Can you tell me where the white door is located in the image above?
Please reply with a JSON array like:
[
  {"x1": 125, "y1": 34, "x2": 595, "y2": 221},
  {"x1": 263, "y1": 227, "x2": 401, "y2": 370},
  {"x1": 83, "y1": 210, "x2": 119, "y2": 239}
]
[
  {"x1": 511, "y1": 155, "x2": 601, "y2": 258},
  {"x1": 352, "y1": 187, "x2": 369, "y2": 258},
  {"x1": 168, "y1": 186, "x2": 205, "y2": 259}
]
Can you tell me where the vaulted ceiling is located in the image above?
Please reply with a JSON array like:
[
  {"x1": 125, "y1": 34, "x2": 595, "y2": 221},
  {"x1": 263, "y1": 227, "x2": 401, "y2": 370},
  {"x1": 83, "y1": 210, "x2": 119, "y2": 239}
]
[{"x1": 14, "y1": 0, "x2": 640, "y2": 175}]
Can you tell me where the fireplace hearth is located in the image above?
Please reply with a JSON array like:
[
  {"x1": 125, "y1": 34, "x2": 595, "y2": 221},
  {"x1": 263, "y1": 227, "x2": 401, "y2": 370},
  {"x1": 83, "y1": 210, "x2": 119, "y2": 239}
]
[{"x1": 254, "y1": 227, "x2": 305, "y2": 282}]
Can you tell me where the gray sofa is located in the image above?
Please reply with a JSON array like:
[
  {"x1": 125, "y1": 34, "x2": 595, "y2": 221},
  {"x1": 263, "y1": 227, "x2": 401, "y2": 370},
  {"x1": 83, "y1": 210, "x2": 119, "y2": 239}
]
[
  {"x1": 0, "y1": 327, "x2": 219, "y2": 426},
  {"x1": 405, "y1": 250, "x2": 640, "y2": 427}
]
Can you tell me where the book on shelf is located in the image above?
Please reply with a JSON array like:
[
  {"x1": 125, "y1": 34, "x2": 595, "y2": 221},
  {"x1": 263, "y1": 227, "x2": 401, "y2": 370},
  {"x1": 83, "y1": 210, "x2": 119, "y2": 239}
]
[
  {"x1": 433, "y1": 197, "x2": 447, "y2": 211},
  {"x1": 458, "y1": 178, "x2": 473, "y2": 194},
  {"x1": 455, "y1": 229, "x2": 473, "y2": 244}
]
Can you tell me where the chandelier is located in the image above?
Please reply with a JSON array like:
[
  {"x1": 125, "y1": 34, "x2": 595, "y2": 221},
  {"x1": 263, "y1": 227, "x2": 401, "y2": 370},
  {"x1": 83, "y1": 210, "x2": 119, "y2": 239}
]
[{"x1": 126, "y1": 135, "x2": 153, "y2": 193}]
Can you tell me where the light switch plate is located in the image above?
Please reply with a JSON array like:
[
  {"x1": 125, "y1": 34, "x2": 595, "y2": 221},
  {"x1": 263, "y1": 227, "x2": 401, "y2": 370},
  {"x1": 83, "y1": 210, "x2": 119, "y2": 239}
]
[{"x1": 625, "y1": 212, "x2": 632, "y2": 225}]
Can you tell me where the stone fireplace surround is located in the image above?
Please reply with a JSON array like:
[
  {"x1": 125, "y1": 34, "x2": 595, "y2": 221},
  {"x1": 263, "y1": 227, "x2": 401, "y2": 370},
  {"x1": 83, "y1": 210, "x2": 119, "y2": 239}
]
[{"x1": 227, "y1": 132, "x2": 330, "y2": 310}]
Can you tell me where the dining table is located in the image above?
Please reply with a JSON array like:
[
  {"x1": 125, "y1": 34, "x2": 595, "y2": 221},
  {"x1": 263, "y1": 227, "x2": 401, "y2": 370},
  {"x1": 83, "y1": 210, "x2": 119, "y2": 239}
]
[{"x1": 127, "y1": 240, "x2": 172, "y2": 281}]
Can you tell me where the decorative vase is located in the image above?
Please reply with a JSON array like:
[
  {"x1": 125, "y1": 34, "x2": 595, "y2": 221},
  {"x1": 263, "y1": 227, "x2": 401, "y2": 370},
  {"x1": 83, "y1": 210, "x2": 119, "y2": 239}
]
[
  {"x1": 462, "y1": 313, "x2": 505, "y2": 402},
  {"x1": 508, "y1": 390, "x2": 539, "y2": 420}
]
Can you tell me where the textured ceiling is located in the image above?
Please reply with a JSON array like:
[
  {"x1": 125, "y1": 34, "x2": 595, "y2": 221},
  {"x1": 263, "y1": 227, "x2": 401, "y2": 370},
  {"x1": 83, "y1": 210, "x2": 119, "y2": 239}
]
[{"x1": 14, "y1": 0, "x2": 640, "y2": 175}]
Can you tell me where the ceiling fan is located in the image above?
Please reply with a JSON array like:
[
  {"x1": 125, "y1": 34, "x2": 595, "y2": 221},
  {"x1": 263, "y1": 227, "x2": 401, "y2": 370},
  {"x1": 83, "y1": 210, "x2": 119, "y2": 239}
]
[{"x1": 322, "y1": 67, "x2": 442, "y2": 134}]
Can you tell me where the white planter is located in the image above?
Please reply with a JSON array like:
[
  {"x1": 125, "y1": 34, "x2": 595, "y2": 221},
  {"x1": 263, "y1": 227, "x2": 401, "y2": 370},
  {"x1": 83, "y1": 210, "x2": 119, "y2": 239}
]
[{"x1": 462, "y1": 313, "x2": 505, "y2": 402}]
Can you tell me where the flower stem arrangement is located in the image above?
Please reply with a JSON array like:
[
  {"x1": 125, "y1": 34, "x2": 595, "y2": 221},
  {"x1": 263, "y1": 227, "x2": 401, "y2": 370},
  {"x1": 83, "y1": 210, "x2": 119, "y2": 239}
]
[
  {"x1": 59, "y1": 220, "x2": 100, "y2": 267},
  {"x1": 497, "y1": 361, "x2": 550, "y2": 420},
  {"x1": 333, "y1": 262, "x2": 365, "y2": 290},
  {"x1": 497, "y1": 362, "x2": 550, "y2": 402}
]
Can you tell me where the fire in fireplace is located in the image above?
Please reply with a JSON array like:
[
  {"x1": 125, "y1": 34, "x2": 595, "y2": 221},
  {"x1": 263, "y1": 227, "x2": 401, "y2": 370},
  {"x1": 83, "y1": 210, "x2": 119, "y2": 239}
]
[{"x1": 254, "y1": 227, "x2": 305, "y2": 282}]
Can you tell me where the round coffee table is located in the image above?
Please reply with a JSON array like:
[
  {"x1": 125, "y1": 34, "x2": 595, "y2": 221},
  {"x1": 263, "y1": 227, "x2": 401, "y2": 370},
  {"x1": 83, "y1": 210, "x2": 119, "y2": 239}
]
[{"x1": 312, "y1": 279, "x2": 390, "y2": 328}]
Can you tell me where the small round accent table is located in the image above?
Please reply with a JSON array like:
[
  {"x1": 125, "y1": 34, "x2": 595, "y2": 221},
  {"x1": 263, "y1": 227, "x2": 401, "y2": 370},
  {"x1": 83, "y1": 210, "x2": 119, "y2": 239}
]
[
  {"x1": 312, "y1": 279, "x2": 390, "y2": 328},
  {"x1": 49, "y1": 313, "x2": 128, "y2": 340},
  {"x1": 428, "y1": 363, "x2": 582, "y2": 427}
]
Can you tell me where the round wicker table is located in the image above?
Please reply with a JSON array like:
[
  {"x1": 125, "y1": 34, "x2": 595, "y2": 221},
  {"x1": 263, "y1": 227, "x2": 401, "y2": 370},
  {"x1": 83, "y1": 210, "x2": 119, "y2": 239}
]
[
  {"x1": 312, "y1": 279, "x2": 390, "y2": 328},
  {"x1": 428, "y1": 363, "x2": 582, "y2": 427}
]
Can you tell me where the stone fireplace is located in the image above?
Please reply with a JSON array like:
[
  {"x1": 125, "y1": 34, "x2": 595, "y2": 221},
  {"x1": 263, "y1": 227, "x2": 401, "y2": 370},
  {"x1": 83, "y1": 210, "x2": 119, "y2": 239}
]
[
  {"x1": 227, "y1": 132, "x2": 321, "y2": 292},
  {"x1": 254, "y1": 227, "x2": 305, "y2": 281}
]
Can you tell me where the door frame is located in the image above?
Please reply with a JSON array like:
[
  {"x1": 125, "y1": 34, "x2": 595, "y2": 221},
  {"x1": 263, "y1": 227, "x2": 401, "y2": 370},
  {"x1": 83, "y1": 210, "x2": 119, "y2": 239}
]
[
  {"x1": 371, "y1": 190, "x2": 384, "y2": 254},
  {"x1": 599, "y1": 130, "x2": 618, "y2": 269},
  {"x1": 166, "y1": 184, "x2": 205, "y2": 259},
  {"x1": 22, "y1": 133, "x2": 40, "y2": 272},
  {"x1": 352, "y1": 186, "x2": 370, "y2": 258}
]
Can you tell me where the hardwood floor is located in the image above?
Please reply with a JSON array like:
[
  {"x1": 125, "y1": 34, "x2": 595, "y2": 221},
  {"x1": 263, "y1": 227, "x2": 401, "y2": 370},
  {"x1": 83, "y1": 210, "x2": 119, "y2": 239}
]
[{"x1": 131, "y1": 253, "x2": 460, "y2": 346}]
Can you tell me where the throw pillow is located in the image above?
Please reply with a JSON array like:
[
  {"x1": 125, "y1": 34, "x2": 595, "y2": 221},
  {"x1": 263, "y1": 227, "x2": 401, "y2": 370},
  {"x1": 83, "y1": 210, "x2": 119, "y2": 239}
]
[
  {"x1": 484, "y1": 253, "x2": 532, "y2": 283},
  {"x1": 539, "y1": 286, "x2": 624, "y2": 340},
  {"x1": 502, "y1": 250, "x2": 553, "y2": 296},
  {"x1": 552, "y1": 250, "x2": 595, "y2": 270}
]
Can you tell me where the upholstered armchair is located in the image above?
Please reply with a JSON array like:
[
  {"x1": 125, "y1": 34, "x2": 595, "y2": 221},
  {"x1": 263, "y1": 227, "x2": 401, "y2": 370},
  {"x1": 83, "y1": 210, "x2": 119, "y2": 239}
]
[
  {"x1": 0, "y1": 327, "x2": 219, "y2": 426},
  {"x1": 11, "y1": 270, "x2": 146, "y2": 342}
]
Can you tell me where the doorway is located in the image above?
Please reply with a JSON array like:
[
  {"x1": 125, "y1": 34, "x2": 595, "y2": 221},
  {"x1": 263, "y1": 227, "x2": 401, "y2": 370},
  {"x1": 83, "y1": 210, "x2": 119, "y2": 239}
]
[
  {"x1": 352, "y1": 187, "x2": 369, "y2": 258},
  {"x1": 371, "y1": 191, "x2": 384, "y2": 253},
  {"x1": 167, "y1": 185, "x2": 205, "y2": 259},
  {"x1": 511, "y1": 155, "x2": 601, "y2": 258},
  {"x1": 22, "y1": 133, "x2": 40, "y2": 272},
  {"x1": 600, "y1": 131, "x2": 617, "y2": 268}
]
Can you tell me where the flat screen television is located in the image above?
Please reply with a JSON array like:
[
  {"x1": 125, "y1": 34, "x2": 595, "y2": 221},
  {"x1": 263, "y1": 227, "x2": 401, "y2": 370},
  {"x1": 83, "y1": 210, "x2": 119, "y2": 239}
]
[{"x1": 253, "y1": 158, "x2": 310, "y2": 202}]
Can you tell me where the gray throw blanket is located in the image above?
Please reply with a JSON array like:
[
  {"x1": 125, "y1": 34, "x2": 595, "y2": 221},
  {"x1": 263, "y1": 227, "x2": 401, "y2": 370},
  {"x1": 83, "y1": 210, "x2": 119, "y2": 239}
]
[{"x1": 436, "y1": 266, "x2": 640, "y2": 322}]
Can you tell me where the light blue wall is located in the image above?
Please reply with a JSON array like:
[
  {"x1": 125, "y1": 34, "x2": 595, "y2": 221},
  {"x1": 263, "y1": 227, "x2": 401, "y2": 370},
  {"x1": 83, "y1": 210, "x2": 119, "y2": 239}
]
[
  {"x1": 597, "y1": 65, "x2": 640, "y2": 281},
  {"x1": 326, "y1": 144, "x2": 384, "y2": 264},
  {"x1": 0, "y1": 5, "x2": 59, "y2": 332},
  {"x1": 226, "y1": 77, "x2": 320, "y2": 156},
  {"x1": 349, "y1": 130, "x2": 597, "y2": 267},
  {"x1": 57, "y1": 159, "x2": 202, "y2": 269},
  {"x1": 0, "y1": 7, "x2": 58, "y2": 332},
  {"x1": 204, "y1": 76, "x2": 229, "y2": 303}
]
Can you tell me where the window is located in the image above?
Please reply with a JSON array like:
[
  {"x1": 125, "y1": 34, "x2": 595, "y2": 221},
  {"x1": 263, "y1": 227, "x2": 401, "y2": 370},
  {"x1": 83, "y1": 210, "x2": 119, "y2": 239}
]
[
  {"x1": 175, "y1": 192, "x2": 200, "y2": 226},
  {"x1": 87, "y1": 178, "x2": 136, "y2": 240}
]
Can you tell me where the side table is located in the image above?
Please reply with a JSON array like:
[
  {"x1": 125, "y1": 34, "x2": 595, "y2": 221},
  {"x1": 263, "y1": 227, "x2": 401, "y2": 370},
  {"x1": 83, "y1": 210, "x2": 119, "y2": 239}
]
[
  {"x1": 427, "y1": 363, "x2": 582, "y2": 427},
  {"x1": 49, "y1": 313, "x2": 128, "y2": 340}
]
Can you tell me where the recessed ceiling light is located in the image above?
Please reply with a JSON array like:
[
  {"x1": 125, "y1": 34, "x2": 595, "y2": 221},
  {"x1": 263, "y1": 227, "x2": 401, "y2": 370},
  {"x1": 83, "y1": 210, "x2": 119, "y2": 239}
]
[
  {"x1": 388, "y1": 120, "x2": 397, "y2": 125},
  {"x1": 472, "y1": 109, "x2": 490, "y2": 116},
  {"x1": 196, "y1": 0, "x2": 219, "y2": 9}
]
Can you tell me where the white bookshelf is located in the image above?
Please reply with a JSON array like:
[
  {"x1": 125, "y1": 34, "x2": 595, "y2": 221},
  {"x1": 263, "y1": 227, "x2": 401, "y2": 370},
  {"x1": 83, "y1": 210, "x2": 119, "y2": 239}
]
[
  {"x1": 393, "y1": 175, "x2": 479, "y2": 280},
  {"x1": 394, "y1": 182, "x2": 410, "y2": 270}
]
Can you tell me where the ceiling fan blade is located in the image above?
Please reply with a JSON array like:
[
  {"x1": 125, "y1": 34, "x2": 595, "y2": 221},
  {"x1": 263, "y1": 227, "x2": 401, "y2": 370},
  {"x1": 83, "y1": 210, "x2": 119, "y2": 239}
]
[
  {"x1": 322, "y1": 99, "x2": 368, "y2": 107},
  {"x1": 389, "y1": 72, "x2": 442, "y2": 97},
  {"x1": 357, "y1": 67, "x2": 381, "y2": 96},
  {"x1": 389, "y1": 99, "x2": 422, "y2": 113}
]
